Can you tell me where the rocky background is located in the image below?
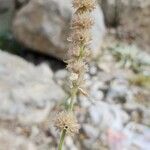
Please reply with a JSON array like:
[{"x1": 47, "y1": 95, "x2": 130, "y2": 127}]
[{"x1": 0, "y1": 0, "x2": 150, "y2": 150}]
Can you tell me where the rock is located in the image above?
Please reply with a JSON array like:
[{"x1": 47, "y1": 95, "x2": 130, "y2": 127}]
[
  {"x1": 54, "y1": 69, "x2": 68, "y2": 86},
  {"x1": 13, "y1": 0, "x2": 106, "y2": 60},
  {"x1": 82, "y1": 124, "x2": 101, "y2": 149},
  {"x1": 0, "y1": 129, "x2": 36, "y2": 150},
  {"x1": 99, "y1": 0, "x2": 150, "y2": 50},
  {"x1": 90, "y1": 82, "x2": 104, "y2": 101},
  {"x1": 143, "y1": 109, "x2": 150, "y2": 126},
  {"x1": 100, "y1": 0, "x2": 122, "y2": 26},
  {"x1": 54, "y1": 69, "x2": 70, "y2": 93},
  {"x1": 106, "y1": 77, "x2": 130, "y2": 104},
  {"x1": 0, "y1": 0, "x2": 15, "y2": 34},
  {"x1": 79, "y1": 95, "x2": 91, "y2": 108},
  {"x1": 54, "y1": 69, "x2": 68, "y2": 80},
  {"x1": 65, "y1": 136, "x2": 78, "y2": 150},
  {"x1": 103, "y1": 122, "x2": 150, "y2": 150},
  {"x1": 0, "y1": 50, "x2": 66, "y2": 124},
  {"x1": 97, "y1": 50, "x2": 116, "y2": 73},
  {"x1": 83, "y1": 124, "x2": 99, "y2": 139},
  {"x1": 89, "y1": 64, "x2": 98, "y2": 76},
  {"x1": 99, "y1": 0, "x2": 150, "y2": 26},
  {"x1": 89, "y1": 102, "x2": 129, "y2": 129},
  {"x1": 123, "y1": 122, "x2": 150, "y2": 150}
]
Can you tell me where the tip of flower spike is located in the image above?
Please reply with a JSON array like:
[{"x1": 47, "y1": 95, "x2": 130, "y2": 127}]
[{"x1": 73, "y1": 0, "x2": 96, "y2": 13}]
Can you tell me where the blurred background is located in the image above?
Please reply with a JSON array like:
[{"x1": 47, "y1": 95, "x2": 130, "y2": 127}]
[{"x1": 0, "y1": 0, "x2": 150, "y2": 149}]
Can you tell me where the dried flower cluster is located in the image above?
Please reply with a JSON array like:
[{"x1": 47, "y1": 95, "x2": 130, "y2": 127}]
[
  {"x1": 55, "y1": 111, "x2": 80, "y2": 135},
  {"x1": 67, "y1": 0, "x2": 96, "y2": 96},
  {"x1": 73, "y1": 0, "x2": 96, "y2": 13},
  {"x1": 56, "y1": 0, "x2": 96, "y2": 149}
]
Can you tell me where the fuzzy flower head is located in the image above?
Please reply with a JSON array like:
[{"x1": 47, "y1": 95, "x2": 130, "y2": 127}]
[
  {"x1": 73, "y1": 0, "x2": 96, "y2": 13},
  {"x1": 67, "y1": 45, "x2": 91, "y2": 60},
  {"x1": 54, "y1": 111, "x2": 80, "y2": 135},
  {"x1": 67, "y1": 60, "x2": 86, "y2": 74},
  {"x1": 67, "y1": 45, "x2": 81, "y2": 58},
  {"x1": 69, "y1": 30, "x2": 91, "y2": 45},
  {"x1": 71, "y1": 13, "x2": 94, "y2": 30}
]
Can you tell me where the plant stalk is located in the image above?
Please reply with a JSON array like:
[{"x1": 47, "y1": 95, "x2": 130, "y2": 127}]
[
  {"x1": 58, "y1": 129, "x2": 66, "y2": 150},
  {"x1": 58, "y1": 34, "x2": 85, "y2": 150},
  {"x1": 69, "y1": 86, "x2": 78, "y2": 111}
]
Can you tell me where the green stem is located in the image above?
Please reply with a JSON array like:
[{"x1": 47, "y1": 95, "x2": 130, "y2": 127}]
[
  {"x1": 69, "y1": 86, "x2": 78, "y2": 111},
  {"x1": 78, "y1": 45, "x2": 84, "y2": 61},
  {"x1": 58, "y1": 129, "x2": 66, "y2": 150},
  {"x1": 58, "y1": 45, "x2": 84, "y2": 149},
  {"x1": 69, "y1": 45, "x2": 84, "y2": 111}
]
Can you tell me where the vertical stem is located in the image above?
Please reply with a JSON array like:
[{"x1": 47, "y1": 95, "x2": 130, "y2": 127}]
[
  {"x1": 68, "y1": 46, "x2": 84, "y2": 111},
  {"x1": 58, "y1": 130, "x2": 66, "y2": 150},
  {"x1": 58, "y1": 86, "x2": 77, "y2": 150},
  {"x1": 69, "y1": 86, "x2": 78, "y2": 111}
]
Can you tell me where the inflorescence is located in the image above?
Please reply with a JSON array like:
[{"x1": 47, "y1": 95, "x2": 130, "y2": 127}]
[{"x1": 55, "y1": 0, "x2": 96, "y2": 149}]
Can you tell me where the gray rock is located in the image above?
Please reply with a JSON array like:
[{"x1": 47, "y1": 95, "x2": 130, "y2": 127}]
[
  {"x1": 83, "y1": 124, "x2": 99, "y2": 139},
  {"x1": 89, "y1": 65, "x2": 98, "y2": 76},
  {"x1": 90, "y1": 81, "x2": 104, "y2": 101},
  {"x1": 0, "y1": 50, "x2": 66, "y2": 124},
  {"x1": 100, "y1": 0, "x2": 122, "y2": 26},
  {"x1": 79, "y1": 95, "x2": 91, "y2": 108},
  {"x1": 123, "y1": 122, "x2": 150, "y2": 150},
  {"x1": 13, "y1": 0, "x2": 106, "y2": 60},
  {"x1": 143, "y1": 109, "x2": 150, "y2": 126},
  {"x1": 0, "y1": 129, "x2": 36, "y2": 150},
  {"x1": 65, "y1": 136, "x2": 78, "y2": 150},
  {"x1": 106, "y1": 78, "x2": 130, "y2": 104},
  {"x1": 54, "y1": 69, "x2": 68, "y2": 86},
  {"x1": 100, "y1": 0, "x2": 150, "y2": 26},
  {"x1": 89, "y1": 102, "x2": 129, "y2": 130},
  {"x1": 54, "y1": 69, "x2": 70, "y2": 93},
  {"x1": 54, "y1": 69, "x2": 68, "y2": 80}
]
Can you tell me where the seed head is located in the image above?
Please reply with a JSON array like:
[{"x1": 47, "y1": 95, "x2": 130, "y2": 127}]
[
  {"x1": 67, "y1": 45, "x2": 81, "y2": 58},
  {"x1": 54, "y1": 111, "x2": 80, "y2": 135},
  {"x1": 67, "y1": 60, "x2": 87, "y2": 74},
  {"x1": 71, "y1": 13, "x2": 94, "y2": 30},
  {"x1": 69, "y1": 30, "x2": 91, "y2": 45},
  {"x1": 68, "y1": 45, "x2": 91, "y2": 60},
  {"x1": 73, "y1": 0, "x2": 96, "y2": 13},
  {"x1": 69, "y1": 72, "x2": 79, "y2": 82}
]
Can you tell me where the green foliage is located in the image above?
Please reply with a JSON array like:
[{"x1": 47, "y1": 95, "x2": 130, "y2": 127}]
[
  {"x1": 129, "y1": 74, "x2": 150, "y2": 89},
  {"x1": 109, "y1": 44, "x2": 150, "y2": 73}
]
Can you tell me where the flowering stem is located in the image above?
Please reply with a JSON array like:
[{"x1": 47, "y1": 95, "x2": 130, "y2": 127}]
[
  {"x1": 68, "y1": 45, "x2": 84, "y2": 111},
  {"x1": 78, "y1": 45, "x2": 84, "y2": 60},
  {"x1": 69, "y1": 86, "x2": 78, "y2": 111},
  {"x1": 58, "y1": 129, "x2": 66, "y2": 150},
  {"x1": 56, "y1": 0, "x2": 96, "y2": 149}
]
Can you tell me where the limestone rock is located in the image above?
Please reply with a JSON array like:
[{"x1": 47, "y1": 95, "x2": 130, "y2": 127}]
[
  {"x1": 0, "y1": 129, "x2": 36, "y2": 150},
  {"x1": 99, "y1": 0, "x2": 150, "y2": 26},
  {"x1": 13, "y1": 0, "x2": 106, "y2": 60},
  {"x1": 0, "y1": 50, "x2": 66, "y2": 124},
  {"x1": 99, "y1": 0, "x2": 150, "y2": 50},
  {"x1": 89, "y1": 102, "x2": 129, "y2": 129}
]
